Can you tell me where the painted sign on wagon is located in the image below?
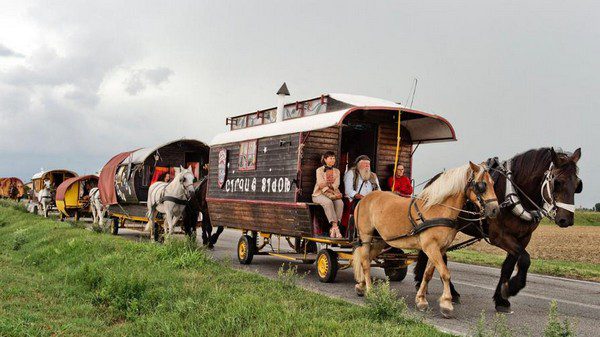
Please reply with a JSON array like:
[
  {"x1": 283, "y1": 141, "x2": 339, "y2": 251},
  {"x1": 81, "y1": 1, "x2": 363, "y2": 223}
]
[{"x1": 217, "y1": 148, "x2": 227, "y2": 189}]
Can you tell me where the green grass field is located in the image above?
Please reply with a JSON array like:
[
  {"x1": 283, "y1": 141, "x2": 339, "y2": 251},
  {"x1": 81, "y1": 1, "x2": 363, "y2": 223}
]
[
  {"x1": 541, "y1": 210, "x2": 600, "y2": 226},
  {"x1": 448, "y1": 250, "x2": 600, "y2": 282},
  {"x1": 0, "y1": 202, "x2": 449, "y2": 337}
]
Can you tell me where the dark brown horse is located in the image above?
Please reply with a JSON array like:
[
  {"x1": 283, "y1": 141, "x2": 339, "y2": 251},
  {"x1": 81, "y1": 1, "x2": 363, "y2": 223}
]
[
  {"x1": 414, "y1": 147, "x2": 582, "y2": 313},
  {"x1": 182, "y1": 178, "x2": 224, "y2": 248}
]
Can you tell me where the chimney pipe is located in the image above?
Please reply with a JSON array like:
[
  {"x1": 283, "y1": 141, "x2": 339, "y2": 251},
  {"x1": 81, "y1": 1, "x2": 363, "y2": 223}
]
[{"x1": 276, "y1": 82, "x2": 290, "y2": 122}]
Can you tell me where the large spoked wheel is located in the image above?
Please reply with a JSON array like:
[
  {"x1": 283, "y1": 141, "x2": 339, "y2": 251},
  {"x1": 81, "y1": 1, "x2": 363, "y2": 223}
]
[
  {"x1": 110, "y1": 217, "x2": 119, "y2": 235},
  {"x1": 384, "y1": 250, "x2": 408, "y2": 282},
  {"x1": 237, "y1": 235, "x2": 255, "y2": 265},
  {"x1": 316, "y1": 248, "x2": 338, "y2": 283}
]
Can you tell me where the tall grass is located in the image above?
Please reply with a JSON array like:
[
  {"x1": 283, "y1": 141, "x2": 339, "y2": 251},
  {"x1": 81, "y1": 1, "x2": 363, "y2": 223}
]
[{"x1": 0, "y1": 205, "x2": 449, "y2": 337}]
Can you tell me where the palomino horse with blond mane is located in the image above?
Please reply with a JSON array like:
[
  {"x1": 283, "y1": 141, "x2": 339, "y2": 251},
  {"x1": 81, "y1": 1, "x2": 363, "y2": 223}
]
[{"x1": 352, "y1": 161, "x2": 499, "y2": 318}]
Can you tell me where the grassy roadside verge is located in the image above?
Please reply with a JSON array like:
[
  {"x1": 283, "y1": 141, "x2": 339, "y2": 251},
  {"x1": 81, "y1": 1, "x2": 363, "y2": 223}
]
[
  {"x1": 0, "y1": 203, "x2": 449, "y2": 337},
  {"x1": 448, "y1": 249, "x2": 600, "y2": 282}
]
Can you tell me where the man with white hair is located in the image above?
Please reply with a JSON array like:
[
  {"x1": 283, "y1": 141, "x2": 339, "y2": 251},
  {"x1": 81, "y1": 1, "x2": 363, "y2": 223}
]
[{"x1": 344, "y1": 155, "x2": 380, "y2": 202}]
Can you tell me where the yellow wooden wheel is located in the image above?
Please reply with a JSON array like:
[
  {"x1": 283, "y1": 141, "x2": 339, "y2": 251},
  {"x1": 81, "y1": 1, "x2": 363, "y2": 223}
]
[
  {"x1": 239, "y1": 240, "x2": 248, "y2": 260},
  {"x1": 316, "y1": 248, "x2": 338, "y2": 283},
  {"x1": 317, "y1": 254, "x2": 329, "y2": 277},
  {"x1": 237, "y1": 235, "x2": 254, "y2": 265}
]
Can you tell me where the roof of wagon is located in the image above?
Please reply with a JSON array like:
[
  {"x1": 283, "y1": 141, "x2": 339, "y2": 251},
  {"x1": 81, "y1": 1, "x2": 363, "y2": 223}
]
[{"x1": 210, "y1": 93, "x2": 456, "y2": 146}]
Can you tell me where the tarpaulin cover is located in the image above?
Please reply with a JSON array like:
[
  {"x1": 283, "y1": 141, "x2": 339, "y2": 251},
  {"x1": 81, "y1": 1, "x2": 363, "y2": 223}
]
[
  {"x1": 56, "y1": 175, "x2": 99, "y2": 202},
  {"x1": 99, "y1": 151, "x2": 135, "y2": 205}
]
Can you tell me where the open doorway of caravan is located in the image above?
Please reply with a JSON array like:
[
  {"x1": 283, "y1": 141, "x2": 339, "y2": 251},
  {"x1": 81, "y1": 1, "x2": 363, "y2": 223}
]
[{"x1": 339, "y1": 122, "x2": 378, "y2": 174}]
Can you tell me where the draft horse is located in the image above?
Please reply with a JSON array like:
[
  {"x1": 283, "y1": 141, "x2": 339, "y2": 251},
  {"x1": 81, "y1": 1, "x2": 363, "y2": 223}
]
[
  {"x1": 414, "y1": 148, "x2": 582, "y2": 313},
  {"x1": 352, "y1": 162, "x2": 499, "y2": 318},
  {"x1": 181, "y1": 177, "x2": 224, "y2": 248}
]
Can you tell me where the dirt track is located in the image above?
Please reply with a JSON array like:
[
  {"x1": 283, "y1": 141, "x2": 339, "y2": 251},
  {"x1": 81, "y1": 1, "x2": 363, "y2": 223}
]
[{"x1": 456, "y1": 225, "x2": 600, "y2": 264}]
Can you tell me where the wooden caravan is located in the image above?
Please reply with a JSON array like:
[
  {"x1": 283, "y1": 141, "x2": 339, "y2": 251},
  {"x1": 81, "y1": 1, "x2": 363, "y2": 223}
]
[
  {"x1": 207, "y1": 93, "x2": 456, "y2": 282},
  {"x1": 29, "y1": 169, "x2": 78, "y2": 213},
  {"x1": 0, "y1": 177, "x2": 26, "y2": 200},
  {"x1": 56, "y1": 175, "x2": 99, "y2": 221},
  {"x1": 98, "y1": 139, "x2": 210, "y2": 234},
  {"x1": 32, "y1": 169, "x2": 78, "y2": 194}
]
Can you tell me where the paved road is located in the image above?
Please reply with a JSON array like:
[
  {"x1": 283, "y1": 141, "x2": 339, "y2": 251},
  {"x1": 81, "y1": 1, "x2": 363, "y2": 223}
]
[{"x1": 117, "y1": 227, "x2": 599, "y2": 336}]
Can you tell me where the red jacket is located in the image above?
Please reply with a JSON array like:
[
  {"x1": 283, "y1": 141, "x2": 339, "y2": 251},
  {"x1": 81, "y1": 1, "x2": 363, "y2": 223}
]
[{"x1": 388, "y1": 176, "x2": 413, "y2": 196}]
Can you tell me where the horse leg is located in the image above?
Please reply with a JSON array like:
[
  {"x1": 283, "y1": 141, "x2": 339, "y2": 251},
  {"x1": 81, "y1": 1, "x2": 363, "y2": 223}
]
[
  {"x1": 415, "y1": 259, "x2": 434, "y2": 311},
  {"x1": 507, "y1": 249, "x2": 531, "y2": 297},
  {"x1": 422, "y1": 243, "x2": 454, "y2": 318},
  {"x1": 443, "y1": 253, "x2": 461, "y2": 303},
  {"x1": 414, "y1": 250, "x2": 428, "y2": 290},
  {"x1": 91, "y1": 201, "x2": 98, "y2": 224},
  {"x1": 209, "y1": 226, "x2": 224, "y2": 248},
  {"x1": 493, "y1": 253, "x2": 519, "y2": 312},
  {"x1": 99, "y1": 206, "x2": 105, "y2": 226},
  {"x1": 201, "y1": 221, "x2": 211, "y2": 246}
]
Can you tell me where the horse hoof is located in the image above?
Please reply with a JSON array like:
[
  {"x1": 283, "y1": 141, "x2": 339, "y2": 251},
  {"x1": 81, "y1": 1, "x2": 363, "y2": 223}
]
[
  {"x1": 452, "y1": 295, "x2": 461, "y2": 304},
  {"x1": 495, "y1": 305, "x2": 513, "y2": 314},
  {"x1": 416, "y1": 301, "x2": 429, "y2": 312},
  {"x1": 207, "y1": 244, "x2": 214, "y2": 250},
  {"x1": 355, "y1": 284, "x2": 365, "y2": 297},
  {"x1": 501, "y1": 282, "x2": 510, "y2": 300},
  {"x1": 440, "y1": 307, "x2": 454, "y2": 319}
]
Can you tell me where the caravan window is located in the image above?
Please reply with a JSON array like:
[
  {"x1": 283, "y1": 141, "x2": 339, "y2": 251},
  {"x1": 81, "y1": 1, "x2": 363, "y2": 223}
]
[{"x1": 238, "y1": 140, "x2": 257, "y2": 171}]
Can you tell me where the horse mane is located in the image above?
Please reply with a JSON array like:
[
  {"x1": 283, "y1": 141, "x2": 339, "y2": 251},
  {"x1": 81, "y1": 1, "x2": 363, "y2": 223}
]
[
  {"x1": 418, "y1": 164, "x2": 473, "y2": 210},
  {"x1": 510, "y1": 147, "x2": 577, "y2": 186}
]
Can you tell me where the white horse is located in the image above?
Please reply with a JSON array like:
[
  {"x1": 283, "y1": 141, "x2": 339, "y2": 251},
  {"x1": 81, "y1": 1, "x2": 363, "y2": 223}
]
[
  {"x1": 37, "y1": 179, "x2": 53, "y2": 217},
  {"x1": 145, "y1": 167, "x2": 195, "y2": 240},
  {"x1": 89, "y1": 187, "x2": 105, "y2": 225}
]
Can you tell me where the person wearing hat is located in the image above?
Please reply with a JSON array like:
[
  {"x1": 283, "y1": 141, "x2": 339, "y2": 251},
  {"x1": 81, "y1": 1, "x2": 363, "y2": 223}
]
[{"x1": 343, "y1": 155, "x2": 380, "y2": 202}]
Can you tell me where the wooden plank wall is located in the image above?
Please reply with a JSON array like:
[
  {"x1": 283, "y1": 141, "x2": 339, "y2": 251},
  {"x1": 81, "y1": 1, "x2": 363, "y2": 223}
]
[
  {"x1": 298, "y1": 126, "x2": 341, "y2": 202},
  {"x1": 207, "y1": 199, "x2": 313, "y2": 237},
  {"x1": 376, "y1": 123, "x2": 413, "y2": 189},
  {"x1": 207, "y1": 134, "x2": 300, "y2": 202}
]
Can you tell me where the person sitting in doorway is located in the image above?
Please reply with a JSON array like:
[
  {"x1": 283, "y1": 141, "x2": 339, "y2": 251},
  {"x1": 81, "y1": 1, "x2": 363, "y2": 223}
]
[
  {"x1": 312, "y1": 151, "x2": 344, "y2": 238},
  {"x1": 344, "y1": 155, "x2": 380, "y2": 204},
  {"x1": 388, "y1": 164, "x2": 413, "y2": 197}
]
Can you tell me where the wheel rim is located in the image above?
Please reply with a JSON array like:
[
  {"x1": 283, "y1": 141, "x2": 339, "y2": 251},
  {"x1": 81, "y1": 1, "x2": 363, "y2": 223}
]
[
  {"x1": 317, "y1": 254, "x2": 329, "y2": 278},
  {"x1": 239, "y1": 240, "x2": 248, "y2": 260}
]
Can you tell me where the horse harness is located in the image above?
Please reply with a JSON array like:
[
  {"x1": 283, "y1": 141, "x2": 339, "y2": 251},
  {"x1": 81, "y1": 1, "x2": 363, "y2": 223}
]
[
  {"x1": 381, "y1": 168, "x2": 495, "y2": 243},
  {"x1": 488, "y1": 157, "x2": 577, "y2": 223}
]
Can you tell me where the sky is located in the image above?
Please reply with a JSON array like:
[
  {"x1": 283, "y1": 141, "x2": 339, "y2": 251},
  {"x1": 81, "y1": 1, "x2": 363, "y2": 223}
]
[{"x1": 0, "y1": 0, "x2": 597, "y2": 207}]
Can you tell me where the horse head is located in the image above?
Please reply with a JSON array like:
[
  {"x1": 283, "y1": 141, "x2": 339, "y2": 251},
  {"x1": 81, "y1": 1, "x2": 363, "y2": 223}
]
[
  {"x1": 177, "y1": 166, "x2": 196, "y2": 199},
  {"x1": 545, "y1": 148, "x2": 581, "y2": 227},
  {"x1": 467, "y1": 162, "x2": 500, "y2": 219}
]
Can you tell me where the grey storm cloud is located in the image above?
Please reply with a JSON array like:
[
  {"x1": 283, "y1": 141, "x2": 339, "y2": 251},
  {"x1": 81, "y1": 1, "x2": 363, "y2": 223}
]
[
  {"x1": 0, "y1": 44, "x2": 24, "y2": 57},
  {"x1": 124, "y1": 67, "x2": 174, "y2": 95}
]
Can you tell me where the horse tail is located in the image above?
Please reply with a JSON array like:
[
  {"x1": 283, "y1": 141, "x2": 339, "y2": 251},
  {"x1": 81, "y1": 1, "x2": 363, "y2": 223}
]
[
  {"x1": 145, "y1": 185, "x2": 156, "y2": 232},
  {"x1": 352, "y1": 245, "x2": 365, "y2": 283}
]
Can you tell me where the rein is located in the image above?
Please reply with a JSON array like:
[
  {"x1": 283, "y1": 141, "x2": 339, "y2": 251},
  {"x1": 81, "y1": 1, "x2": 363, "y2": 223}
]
[{"x1": 487, "y1": 160, "x2": 573, "y2": 222}]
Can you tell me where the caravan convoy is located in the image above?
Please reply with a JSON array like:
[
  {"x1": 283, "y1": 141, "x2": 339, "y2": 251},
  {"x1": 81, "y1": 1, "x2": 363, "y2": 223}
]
[{"x1": 2, "y1": 88, "x2": 583, "y2": 318}]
